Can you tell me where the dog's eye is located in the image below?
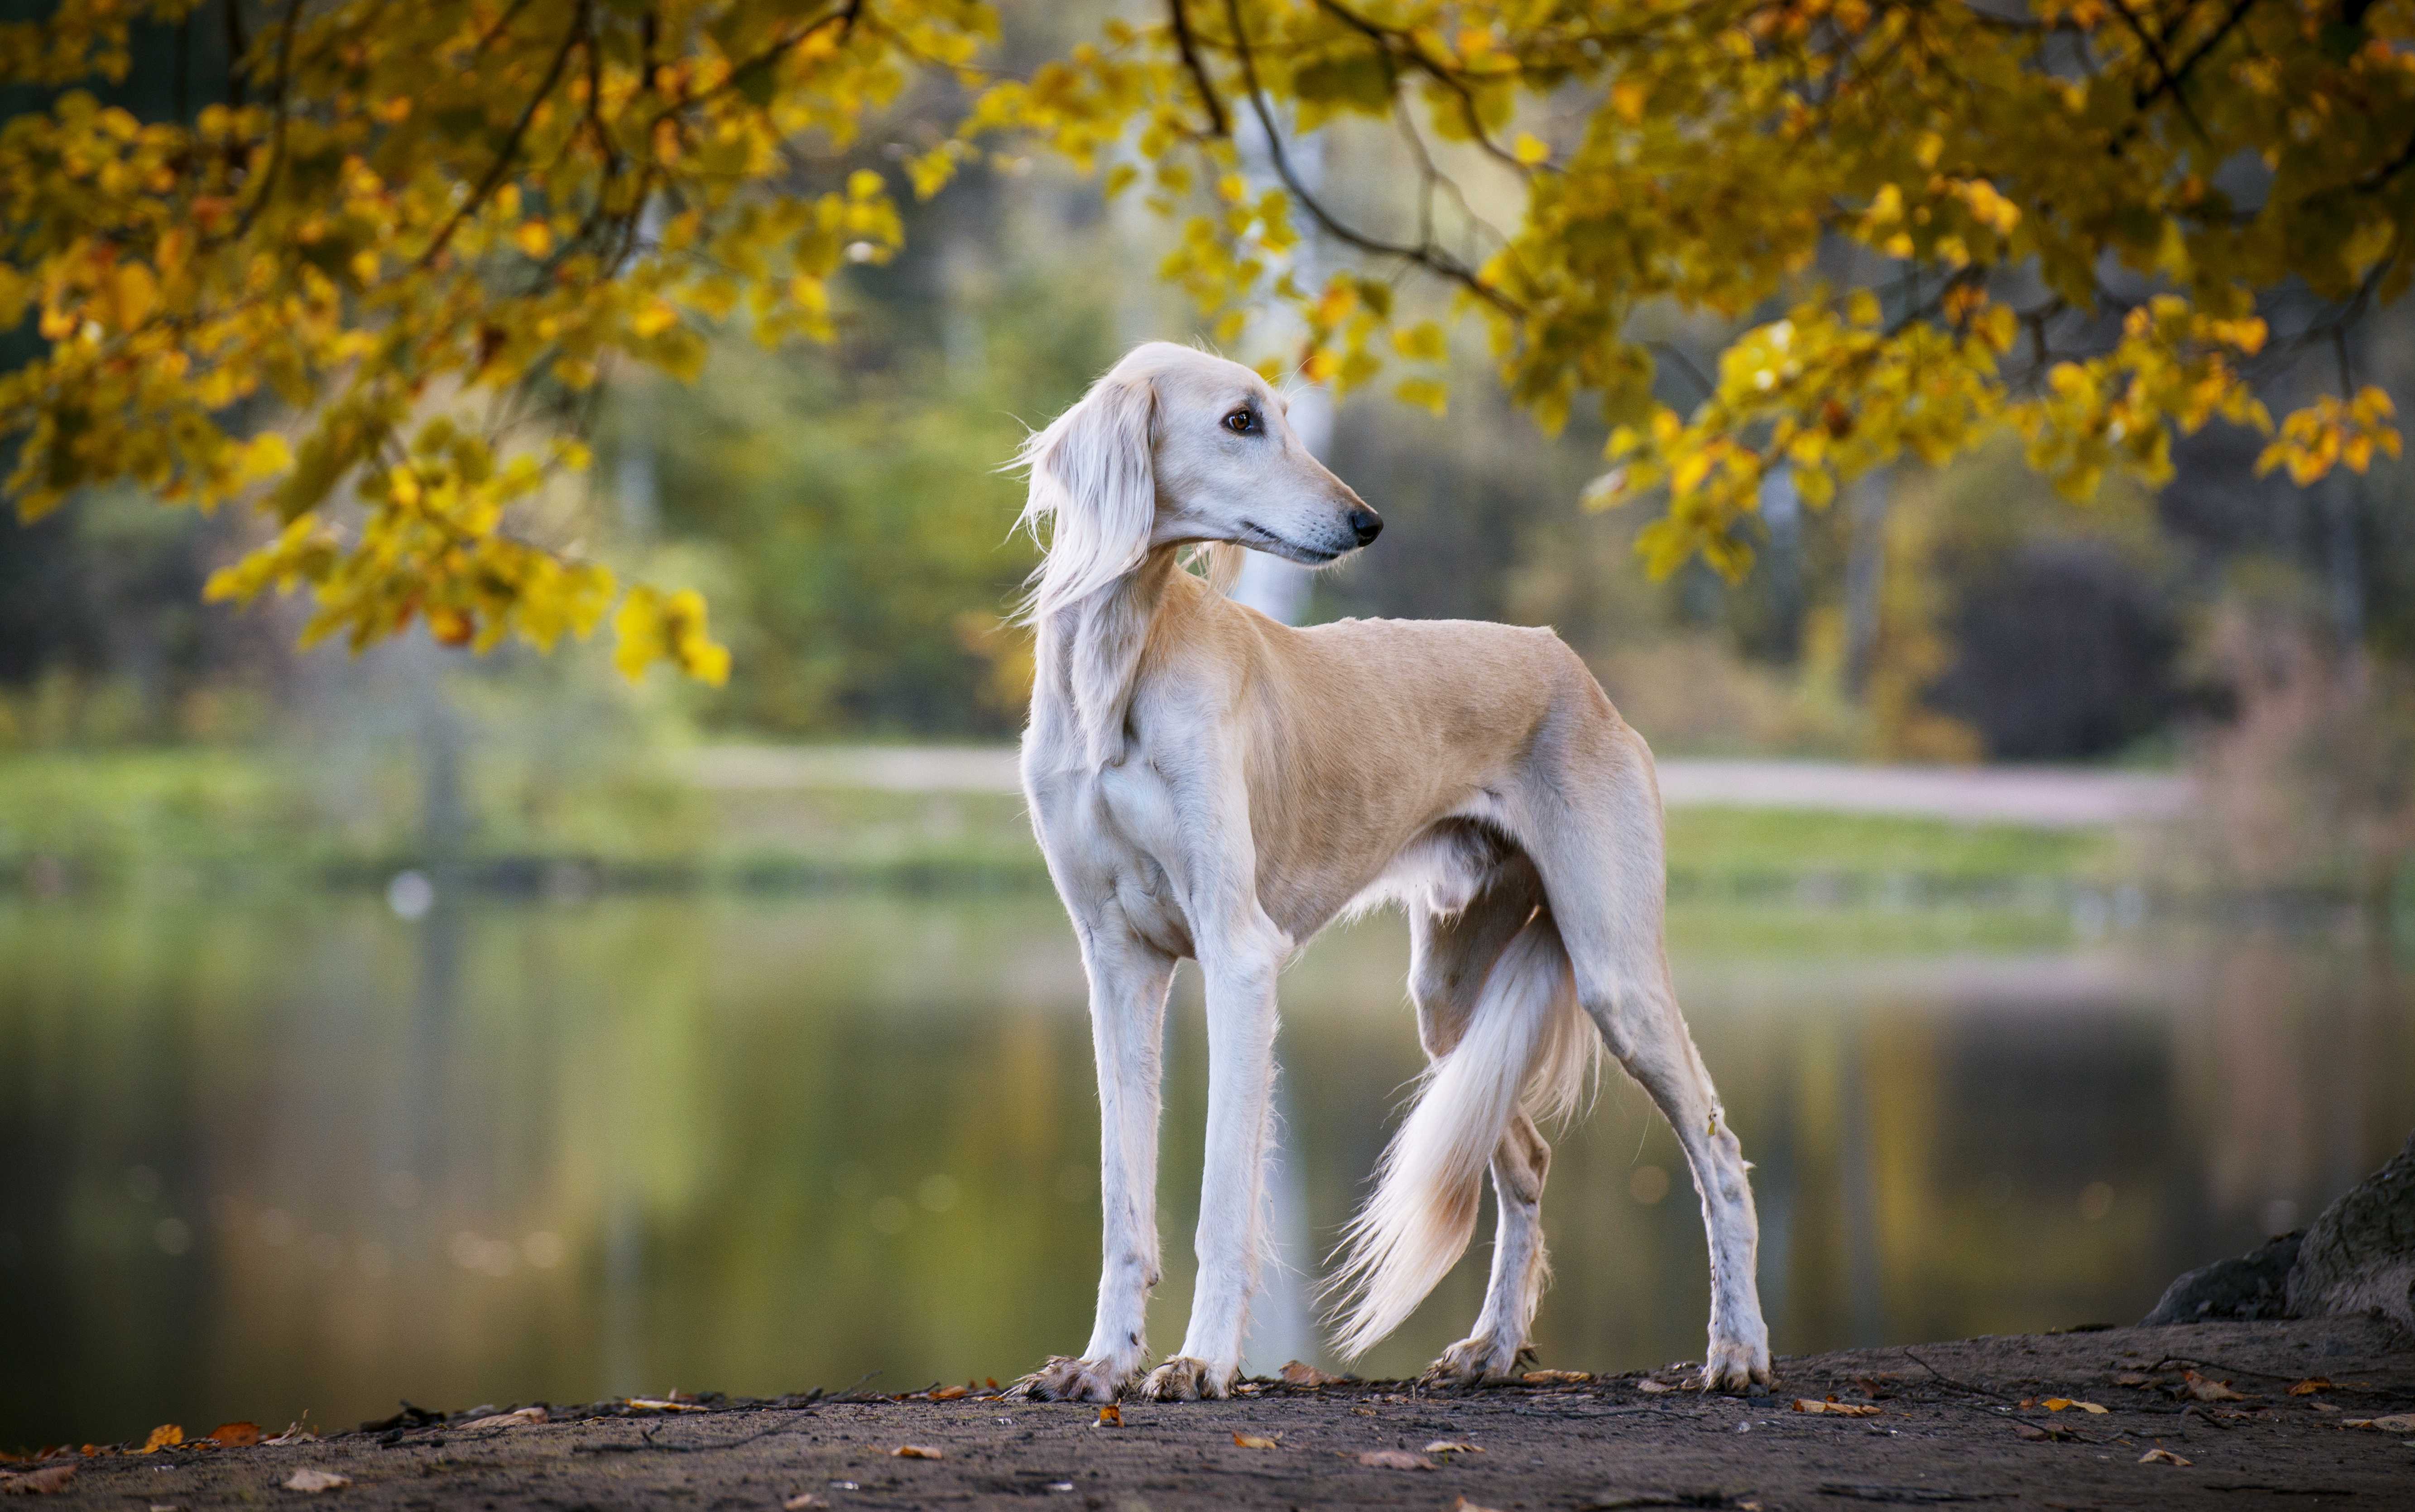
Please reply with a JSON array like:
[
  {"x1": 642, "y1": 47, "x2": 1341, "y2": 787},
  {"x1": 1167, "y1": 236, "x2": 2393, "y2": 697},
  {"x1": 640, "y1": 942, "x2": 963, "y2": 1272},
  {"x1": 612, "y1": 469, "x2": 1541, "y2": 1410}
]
[{"x1": 1222, "y1": 409, "x2": 1257, "y2": 435}]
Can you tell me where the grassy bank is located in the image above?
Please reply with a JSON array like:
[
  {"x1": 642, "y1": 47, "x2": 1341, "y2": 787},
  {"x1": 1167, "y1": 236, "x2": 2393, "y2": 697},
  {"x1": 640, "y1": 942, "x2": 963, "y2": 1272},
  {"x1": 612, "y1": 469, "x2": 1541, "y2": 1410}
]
[{"x1": 0, "y1": 746, "x2": 2120, "y2": 901}]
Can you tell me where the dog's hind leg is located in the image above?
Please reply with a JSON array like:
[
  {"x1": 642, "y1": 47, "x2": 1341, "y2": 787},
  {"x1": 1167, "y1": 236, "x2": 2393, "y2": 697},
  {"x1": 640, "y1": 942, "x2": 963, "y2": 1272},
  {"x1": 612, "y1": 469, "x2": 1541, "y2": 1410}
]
[
  {"x1": 1424, "y1": 1112, "x2": 1553, "y2": 1385},
  {"x1": 1402, "y1": 870, "x2": 1562, "y2": 1386},
  {"x1": 1528, "y1": 723, "x2": 1772, "y2": 1392},
  {"x1": 1015, "y1": 922, "x2": 1176, "y2": 1402}
]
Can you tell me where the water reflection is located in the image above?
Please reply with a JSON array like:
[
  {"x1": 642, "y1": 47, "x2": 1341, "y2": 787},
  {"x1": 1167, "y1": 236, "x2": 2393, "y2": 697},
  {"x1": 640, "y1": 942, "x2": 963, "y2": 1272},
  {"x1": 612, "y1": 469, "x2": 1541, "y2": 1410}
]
[{"x1": 0, "y1": 893, "x2": 2408, "y2": 1448}]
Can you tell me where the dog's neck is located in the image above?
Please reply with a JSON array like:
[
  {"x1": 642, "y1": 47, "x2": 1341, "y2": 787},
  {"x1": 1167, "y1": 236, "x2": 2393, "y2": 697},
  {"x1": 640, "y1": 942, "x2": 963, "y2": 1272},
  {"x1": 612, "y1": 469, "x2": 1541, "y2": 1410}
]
[{"x1": 1032, "y1": 546, "x2": 1189, "y2": 770}]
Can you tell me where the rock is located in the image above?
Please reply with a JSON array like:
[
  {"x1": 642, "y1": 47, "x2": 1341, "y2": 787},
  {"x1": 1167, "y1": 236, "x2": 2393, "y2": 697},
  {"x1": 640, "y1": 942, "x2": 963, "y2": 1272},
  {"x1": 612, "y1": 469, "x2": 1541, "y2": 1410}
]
[
  {"x1": 2287, "y1": 1128, "x2": 2415, "y2": 1333},
  {"x1": 2143, "y1": 1231, "x2": 2302, "y2": 1324}
]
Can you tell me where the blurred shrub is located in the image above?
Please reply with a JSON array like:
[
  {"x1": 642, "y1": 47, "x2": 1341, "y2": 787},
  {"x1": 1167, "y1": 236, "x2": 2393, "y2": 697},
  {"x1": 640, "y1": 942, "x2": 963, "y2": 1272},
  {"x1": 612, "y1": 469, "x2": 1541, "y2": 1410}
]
[
  {"x1": 1591, "y1": 635, "x2": 1859, "y2": 758},
  {"x1": 1872, "y1": 446, "x2": 2180, "y2": 763},
  {"x1": 2180, "y1": 568, "x2": 2415, "y2": 904},
  {"x1": 603, "y1": 165, "x2": 1131, "y2": 739}
]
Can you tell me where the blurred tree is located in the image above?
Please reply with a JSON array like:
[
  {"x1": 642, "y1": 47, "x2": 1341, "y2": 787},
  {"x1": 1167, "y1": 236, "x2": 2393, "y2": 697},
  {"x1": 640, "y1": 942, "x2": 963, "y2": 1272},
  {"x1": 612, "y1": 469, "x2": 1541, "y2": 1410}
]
[{"x1": 4, "y1": 0, "x2": 2410, "y2": 684}]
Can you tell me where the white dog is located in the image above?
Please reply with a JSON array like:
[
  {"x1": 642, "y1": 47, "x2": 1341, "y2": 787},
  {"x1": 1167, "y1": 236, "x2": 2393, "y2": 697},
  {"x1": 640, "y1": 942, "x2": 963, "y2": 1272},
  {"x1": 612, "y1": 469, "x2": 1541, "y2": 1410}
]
[{"x1": 1010, "y1": 342, "x2": 1771, "y2": 1402}]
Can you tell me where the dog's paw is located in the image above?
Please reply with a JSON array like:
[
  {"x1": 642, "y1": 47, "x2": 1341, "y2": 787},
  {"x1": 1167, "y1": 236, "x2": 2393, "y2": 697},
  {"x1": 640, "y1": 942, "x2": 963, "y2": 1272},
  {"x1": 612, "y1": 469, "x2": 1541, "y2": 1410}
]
[
  {"x1": 1139, "y1": 1356, "x2": 1233, "y2": 1401},
  {"x1": 1419, "y1": 1335, "x2": 1525, "y2": 1389},
  {"x1": 1698, "y1": 1334, "x2": 1773, "y2": 1395},
  {"x1": 1009, "y1": 1354, "x2": 1137, "y2": 1402}
]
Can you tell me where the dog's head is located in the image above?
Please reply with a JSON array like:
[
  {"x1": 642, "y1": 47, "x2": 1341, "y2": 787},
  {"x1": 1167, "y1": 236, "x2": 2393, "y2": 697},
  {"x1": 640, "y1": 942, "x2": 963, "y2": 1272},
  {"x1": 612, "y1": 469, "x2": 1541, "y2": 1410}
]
[{"x1": 1017, "y1": 342, "x2": 1380, "y2": 617}]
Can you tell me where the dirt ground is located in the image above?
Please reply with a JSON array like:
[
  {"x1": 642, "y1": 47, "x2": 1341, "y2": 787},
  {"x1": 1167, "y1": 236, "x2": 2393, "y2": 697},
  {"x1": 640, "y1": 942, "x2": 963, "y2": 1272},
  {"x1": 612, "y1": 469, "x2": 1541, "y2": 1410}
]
[{"x1": 15, "y1": 1318, "x2": 2412, "y2": 1510}]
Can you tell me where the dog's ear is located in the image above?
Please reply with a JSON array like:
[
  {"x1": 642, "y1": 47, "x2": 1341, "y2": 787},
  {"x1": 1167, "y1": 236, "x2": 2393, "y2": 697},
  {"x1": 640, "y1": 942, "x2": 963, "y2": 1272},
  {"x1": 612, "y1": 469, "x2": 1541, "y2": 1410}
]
[{"x1": 1017, "y1": 369, "x2": 1158, "y2": 619}]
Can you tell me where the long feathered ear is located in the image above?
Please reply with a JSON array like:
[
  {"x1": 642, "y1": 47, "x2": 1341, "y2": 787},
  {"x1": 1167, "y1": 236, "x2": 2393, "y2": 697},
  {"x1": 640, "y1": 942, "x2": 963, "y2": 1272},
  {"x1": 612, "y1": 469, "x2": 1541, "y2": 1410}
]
[{"x1": 1014, "y1": 370, "x2": 1159, "y2": 622}]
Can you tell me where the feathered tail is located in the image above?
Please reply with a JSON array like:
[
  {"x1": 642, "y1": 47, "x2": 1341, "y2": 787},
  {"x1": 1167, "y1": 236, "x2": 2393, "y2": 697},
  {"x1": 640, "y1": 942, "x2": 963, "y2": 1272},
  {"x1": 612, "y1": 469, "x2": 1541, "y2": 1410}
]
[{"x1": 1325, "y1": 912, "x2": 1597, "y2": 1358}]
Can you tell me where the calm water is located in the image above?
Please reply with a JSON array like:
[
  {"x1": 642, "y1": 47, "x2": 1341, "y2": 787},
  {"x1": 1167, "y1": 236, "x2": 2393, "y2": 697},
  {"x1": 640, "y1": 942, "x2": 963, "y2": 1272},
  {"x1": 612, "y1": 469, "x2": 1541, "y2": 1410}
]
[{"x1": 3, "y1": 891, "x2": 2410, "y2": 1449}]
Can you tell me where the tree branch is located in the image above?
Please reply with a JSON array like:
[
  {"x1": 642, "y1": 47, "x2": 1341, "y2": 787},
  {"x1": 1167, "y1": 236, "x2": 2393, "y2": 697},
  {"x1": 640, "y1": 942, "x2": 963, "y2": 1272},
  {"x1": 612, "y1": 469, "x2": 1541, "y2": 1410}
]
[
  {"x1": 1216, "y1": 0, "x2": 1516, "y2": 313},
  {"x1": 419, "y1": 4, "x2": 589, "y2": 269},
  {"x1": 1166, "y1": 0, "x2": 1229, "y2": 138},
  {"x1": 2103, "y1": 0, "x2": 2211, "y2": 142},
  {"x1": 229, "y1": 0, "x2": 307, "y2": 241},
  {"x1": 223, "y1": 0, "x2": 250, "y2": 109},
  {"x1": 1311, "y1": 0, "x2": 1536, "y2": 176},
  {"x1": 652, "y1": 0, "x2": 862, "y2": 125}
]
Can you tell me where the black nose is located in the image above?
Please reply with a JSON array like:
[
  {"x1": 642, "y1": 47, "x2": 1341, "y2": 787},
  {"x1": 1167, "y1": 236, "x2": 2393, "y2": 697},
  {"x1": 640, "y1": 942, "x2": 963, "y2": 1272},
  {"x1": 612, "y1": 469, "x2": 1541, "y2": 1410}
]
[{"x1": 1348, "y1": 507, "x2": 1383, "y2": 546}]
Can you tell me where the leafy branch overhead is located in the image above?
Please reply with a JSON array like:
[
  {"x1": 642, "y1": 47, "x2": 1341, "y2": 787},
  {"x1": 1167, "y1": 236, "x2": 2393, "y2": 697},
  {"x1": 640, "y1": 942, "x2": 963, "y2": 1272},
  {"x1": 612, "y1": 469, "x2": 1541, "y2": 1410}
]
[
  {"x1": 965, "y1": 0, "x2": 2411, "y2": 578},
  {"x1": 3, "y1": 0, "x2": 2409, "y2": 681},
  {"x1": 0, "y1": 0, "x2": 957, "y2": 679}
]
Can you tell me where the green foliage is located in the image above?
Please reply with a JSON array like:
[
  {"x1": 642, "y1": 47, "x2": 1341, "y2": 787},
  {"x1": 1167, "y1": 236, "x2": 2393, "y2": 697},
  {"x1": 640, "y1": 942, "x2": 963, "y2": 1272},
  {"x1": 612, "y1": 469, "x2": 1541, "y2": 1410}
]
[{"x1": 626, "y1": 345, "x2": 1045, "y2": 735}]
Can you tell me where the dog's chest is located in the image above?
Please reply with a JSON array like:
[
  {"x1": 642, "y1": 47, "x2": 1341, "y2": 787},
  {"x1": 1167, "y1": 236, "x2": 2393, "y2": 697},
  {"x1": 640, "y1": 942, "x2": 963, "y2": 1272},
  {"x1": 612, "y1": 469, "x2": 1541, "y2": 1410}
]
[{"x1": 1030, "y1": 760, "x2": 1199, "y2": 956}]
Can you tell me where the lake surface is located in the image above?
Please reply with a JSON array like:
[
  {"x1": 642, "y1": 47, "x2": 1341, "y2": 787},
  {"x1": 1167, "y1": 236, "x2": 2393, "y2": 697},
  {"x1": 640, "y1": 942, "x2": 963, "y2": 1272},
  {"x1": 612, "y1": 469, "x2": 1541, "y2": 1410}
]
[{"x1": 3, "y1": 890, "x2": 2410, "y2": 1449}]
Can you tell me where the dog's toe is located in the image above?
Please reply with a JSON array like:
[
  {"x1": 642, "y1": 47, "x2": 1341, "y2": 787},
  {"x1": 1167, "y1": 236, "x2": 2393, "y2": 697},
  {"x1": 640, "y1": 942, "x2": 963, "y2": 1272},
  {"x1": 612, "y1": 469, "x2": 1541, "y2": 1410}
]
[
  {"x1": 1420, "y1": 1336, "x2": 1521, "y2": 1389},
  {"x1": 1010, "y1": 1355, "x2": 1131, "y2": 1402},
  {"x1": 1140, "y1": 1357, "x2": 1229, "y2": 1401},
  {"x1": 1699, "y1": 1338, "x2": 1773, "y2": 1395}
]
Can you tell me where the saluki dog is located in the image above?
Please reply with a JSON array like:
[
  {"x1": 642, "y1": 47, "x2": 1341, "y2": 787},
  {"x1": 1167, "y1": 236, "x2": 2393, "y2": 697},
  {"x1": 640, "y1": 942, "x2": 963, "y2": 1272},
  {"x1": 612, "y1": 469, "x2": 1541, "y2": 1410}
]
[{"x1": 1011, "y1": 342, "x2": 1772, "y2": 1402}]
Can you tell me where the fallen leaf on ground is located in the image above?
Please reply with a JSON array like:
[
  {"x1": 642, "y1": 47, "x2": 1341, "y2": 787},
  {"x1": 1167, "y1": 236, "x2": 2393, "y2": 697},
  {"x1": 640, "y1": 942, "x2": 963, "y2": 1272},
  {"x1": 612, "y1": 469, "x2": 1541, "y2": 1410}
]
[
  {"x1": 1353, "y1": 1449, "x2": 1433, "y2": 1469},
  {"x1": 2113, "y1": 1371, "x2": 2154, "y2": 1387},
  {"x1": 2180, "y1": 1371, "x2": 2246, "y2": 1402},
  {"x1": 459, "y1": 1407, "x2": 547, "y2": 1431},
  {"x1": 890, "y1": 1445, "x2": 944, "y2": 1459},
  {"x1": 139, "y1": 1426, "x2": 183, "y2": 1454},
  {"x1": 1793, "y1": 1399, "x2": 1881, "y2": 1416},
  {"x1": 926, "y1": 1385, "x2": 969, "y2": 1401},
  {"x1": 1451, "y1": 1498, "x2": 1505, "y2": 1512},
  {"x1": 1231, "y1": 1432, "x2": 1280, "y2": 1449},
  {"x1": 2137, "y1": 1448, "x2": 2191, "y2": 1467},
  {"x1": 1280, "y1": 1361, "x2": 1348, "y2": 1387},
  {"x1": 2343, "y1": 1415, "x2": 2415, "y2": 1432},
  {"x1": 0, "y1": 1464, "x2": 76, "y2": 1495},
  {"x1": 202, "y1": 1423, "x2": 261, "y2": 1447},
  {"x1": 2288, "y1": 1378, "x2": 2332, "y2": 1395},
  {"x1": 282, "y1": 1470, "x2": 351, "y2": 1492},
  {"x1": 1633, "y1": 1378, "x2": 1678, "y2": 1393},
  {"x1": 2308, "y1": 1400, "x2": 2341, "y2": 1413},
  {"x1": 2013, "y1": 1421, "x2": 2074, "y2": 1442},
  {"x1": 1523, "y1": 1370, "x2": 1591, "y2": 1385},
  {"x1": 2042, "y1": 1398, "x2": 2108, "y2": 1414},
  {"x1": 783, "y1": 1496, "x2": 828, "y2": 1511},
  {"x1": 626, "y1": 1398, "x2": 708, "y2": 1414},
  {"x1": 263, "y1": 1424, "x2": 319, "y2": 1445},
  {"x1": 1424, "y1": 1440, "x2": 1484, "y2": 1454},
  {"x1": 1094, "y1": 1405, "x2": 1121, "y2": 1428}
]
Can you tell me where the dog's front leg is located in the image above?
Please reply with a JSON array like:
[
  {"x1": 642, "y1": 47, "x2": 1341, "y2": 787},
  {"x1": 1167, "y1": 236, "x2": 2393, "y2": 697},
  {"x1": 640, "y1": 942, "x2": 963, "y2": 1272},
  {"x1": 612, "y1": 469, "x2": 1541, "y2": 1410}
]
[
  {"x1": 1015, "y1": 925, "x2": 1174, "y2": 1402},
  {"x1": 1143, "y1": 931, "x2": 1283, "y2": 1401}
]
